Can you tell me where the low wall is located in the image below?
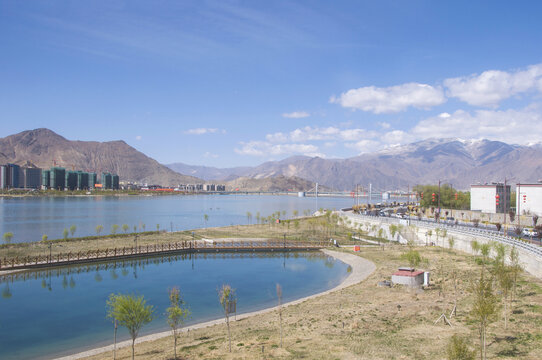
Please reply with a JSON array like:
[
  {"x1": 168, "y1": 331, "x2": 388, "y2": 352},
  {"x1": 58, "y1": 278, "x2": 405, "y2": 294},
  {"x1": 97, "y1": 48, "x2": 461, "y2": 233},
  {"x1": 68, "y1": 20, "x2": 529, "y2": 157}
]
[{"x1": 340, "y1": 212, "x2": 542, "y2": 279}]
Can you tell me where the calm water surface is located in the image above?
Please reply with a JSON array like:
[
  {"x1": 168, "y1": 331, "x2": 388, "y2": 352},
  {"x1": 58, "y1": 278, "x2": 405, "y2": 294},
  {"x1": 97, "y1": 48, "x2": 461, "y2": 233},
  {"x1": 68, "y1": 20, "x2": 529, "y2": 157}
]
[
  {"x1": 0, "y1": 194, "x2": 362, "y2": 243},
  {"x1": 0, "y1": 251, "x2": 349, "y2": 360}
]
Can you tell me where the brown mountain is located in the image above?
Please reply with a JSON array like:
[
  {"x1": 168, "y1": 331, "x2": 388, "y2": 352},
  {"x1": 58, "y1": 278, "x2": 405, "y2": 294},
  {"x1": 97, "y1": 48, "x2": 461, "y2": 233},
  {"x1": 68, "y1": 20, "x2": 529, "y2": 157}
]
[
  {"x1": 168, "y1": 139, "x2": 542, "y2": 191},
  {"x1": 225, "y1": 175, "x2": 319, "y2": 192},
  {"x1": 0, "y1": 128, "x2": 202, "y2": 186}
]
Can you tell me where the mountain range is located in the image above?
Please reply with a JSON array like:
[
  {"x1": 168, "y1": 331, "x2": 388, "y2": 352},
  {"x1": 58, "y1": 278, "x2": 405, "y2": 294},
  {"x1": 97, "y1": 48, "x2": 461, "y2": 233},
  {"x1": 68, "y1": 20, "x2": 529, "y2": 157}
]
[
  {"x1": 2, "y1": 128, "x2": 542, "y2": 191},
  {"x1": 0, "y1": 128, "x2": 202, "y2": 186},
  {"x1": 168, "y1": 138, "x2": 542, "y2": 191}
]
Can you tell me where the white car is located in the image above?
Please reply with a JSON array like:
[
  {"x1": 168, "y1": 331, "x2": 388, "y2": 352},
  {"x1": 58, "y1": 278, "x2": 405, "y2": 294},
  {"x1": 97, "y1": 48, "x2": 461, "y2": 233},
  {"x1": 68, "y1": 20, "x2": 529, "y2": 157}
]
[{"x1": 522, "y1": 228, "x2": 539, "y2": 237}]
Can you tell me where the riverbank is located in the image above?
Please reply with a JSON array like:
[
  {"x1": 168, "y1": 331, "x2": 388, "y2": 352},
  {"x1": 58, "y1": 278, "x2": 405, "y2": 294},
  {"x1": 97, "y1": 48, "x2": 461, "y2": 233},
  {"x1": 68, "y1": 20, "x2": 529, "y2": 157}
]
[
  {"x1": 0, "y1": 214, "x2": 371, "y2": 263},
  {"x1": 55, "y1": 249, "x2": 375, "y2": 360},
  {"x1": 62, "y1": 244, "x2": 542, "y2": 360}
]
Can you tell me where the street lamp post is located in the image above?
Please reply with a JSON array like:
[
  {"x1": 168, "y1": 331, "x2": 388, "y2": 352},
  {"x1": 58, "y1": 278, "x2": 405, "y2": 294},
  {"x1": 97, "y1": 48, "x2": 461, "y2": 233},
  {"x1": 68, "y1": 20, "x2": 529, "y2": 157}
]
[
  {"x1": 134, "y1": 234, "x2": 138, "y2": 253},
  {"x1": 283, "y1": 233, "x2": 286, "y2": 249},
  {"x1": 48, "y1": 243, "x2": 52, "y2": 263}
]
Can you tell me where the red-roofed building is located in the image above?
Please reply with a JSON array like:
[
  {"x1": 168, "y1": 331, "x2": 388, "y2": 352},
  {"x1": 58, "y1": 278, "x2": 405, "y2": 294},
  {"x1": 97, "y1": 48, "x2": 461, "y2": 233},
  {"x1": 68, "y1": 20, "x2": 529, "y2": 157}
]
[{"x1": 391, "y1": 267, "x2": 426, "y2": 287}]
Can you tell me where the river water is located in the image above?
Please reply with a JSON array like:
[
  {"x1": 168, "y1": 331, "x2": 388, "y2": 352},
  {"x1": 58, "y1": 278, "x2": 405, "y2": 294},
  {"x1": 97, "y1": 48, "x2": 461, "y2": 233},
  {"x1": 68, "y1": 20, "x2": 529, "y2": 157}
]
[
  {"x1": 0, "y1": 251, "x2": 349, "y2": 360},
  {"x1": 0, "y1": 194, "x2": 363, "y2": 243}
]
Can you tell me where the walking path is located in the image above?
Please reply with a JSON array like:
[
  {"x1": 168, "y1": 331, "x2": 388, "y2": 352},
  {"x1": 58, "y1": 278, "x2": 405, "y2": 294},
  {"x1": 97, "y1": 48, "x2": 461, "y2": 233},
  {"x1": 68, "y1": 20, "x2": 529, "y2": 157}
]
[{"x1": 55, "y1": 249, "x2": 375, "y2": 360}]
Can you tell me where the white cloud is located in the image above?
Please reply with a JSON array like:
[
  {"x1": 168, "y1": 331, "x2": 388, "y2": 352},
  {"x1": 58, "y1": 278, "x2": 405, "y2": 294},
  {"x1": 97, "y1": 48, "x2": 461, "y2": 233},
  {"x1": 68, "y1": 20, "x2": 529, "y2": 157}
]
[
  {"x1": 377, "y1": 122, "x2": 391, "y2": 129},
  {"x1": 345, "y1": 139, "x2": 382, "y2": 154},
  {"x1": 265, "y1": 126, "x2": 378, "y2": 143},
  {"x1": 184, "y1": 128, "x2": 219, "y2": 135},
  {"x1": 330, "y1": 82, "x2": 445, "y2": 113},
  {"x1": 412, "y1": 105, "x2": 542, "y2": 144},
  {"x1": 203, "y1": 152, "x2": 218, "y2": 158},
  {"x1": 444, "y1": 63, "x2": 542, "y2": 107},
  {"x1": 382, "y1": 130, "x2": 415, "y2": 145},
  {"x1": 135, "y1": 135, "x2": 142, "y2": 140},
  {"x1": 282, "y1": 111, "x2": 310, "y2": 118},
  {"x1": 234, "y1": 141, "x2": 324, "y2": 157}
]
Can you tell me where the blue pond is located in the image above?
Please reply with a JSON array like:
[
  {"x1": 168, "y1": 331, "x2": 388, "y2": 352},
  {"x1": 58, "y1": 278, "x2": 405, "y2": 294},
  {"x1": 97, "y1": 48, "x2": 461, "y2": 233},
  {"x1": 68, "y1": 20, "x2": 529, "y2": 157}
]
[{"x1": 0, "y1": 251, "x2": 349, "y2": 360}]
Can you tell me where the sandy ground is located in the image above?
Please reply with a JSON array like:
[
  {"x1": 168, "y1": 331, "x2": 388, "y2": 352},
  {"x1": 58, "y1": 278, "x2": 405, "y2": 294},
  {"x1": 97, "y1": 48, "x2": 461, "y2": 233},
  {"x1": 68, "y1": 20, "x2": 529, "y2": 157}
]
[{"x1": 54, "y1": 249, "x2": 375, "y2": 360}]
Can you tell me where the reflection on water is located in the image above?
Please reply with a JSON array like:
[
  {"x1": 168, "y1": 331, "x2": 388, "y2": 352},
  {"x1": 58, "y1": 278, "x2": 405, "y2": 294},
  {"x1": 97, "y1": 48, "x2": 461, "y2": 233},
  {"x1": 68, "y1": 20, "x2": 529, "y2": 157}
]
[{"x1": 0, "y1": 251, "x2": 347, "y2": 360}]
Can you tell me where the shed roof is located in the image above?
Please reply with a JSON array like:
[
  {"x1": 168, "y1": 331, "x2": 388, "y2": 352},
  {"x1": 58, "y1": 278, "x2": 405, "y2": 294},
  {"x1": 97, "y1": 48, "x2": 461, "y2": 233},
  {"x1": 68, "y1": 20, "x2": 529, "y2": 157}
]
[{"x1": 392, "y1": 270, "x2": 424, "y2": 277}]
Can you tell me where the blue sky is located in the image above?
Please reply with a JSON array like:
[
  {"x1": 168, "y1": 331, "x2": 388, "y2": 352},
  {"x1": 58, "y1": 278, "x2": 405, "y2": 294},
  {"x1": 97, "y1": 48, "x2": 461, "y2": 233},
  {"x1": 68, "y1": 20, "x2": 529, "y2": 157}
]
[{"x1": 1, "y1": 0, "x2": 542, "y2": 167}]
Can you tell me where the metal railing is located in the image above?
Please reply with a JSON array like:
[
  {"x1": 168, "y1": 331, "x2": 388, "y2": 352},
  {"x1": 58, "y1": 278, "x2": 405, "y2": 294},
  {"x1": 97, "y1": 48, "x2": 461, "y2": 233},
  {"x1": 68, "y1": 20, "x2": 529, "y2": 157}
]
[
  {"x1": 341, "y1": 211, "x2": 542, "y2": 258},
  {"x1": 0, "y1": 239, "x2": 325, "y2": 271}
]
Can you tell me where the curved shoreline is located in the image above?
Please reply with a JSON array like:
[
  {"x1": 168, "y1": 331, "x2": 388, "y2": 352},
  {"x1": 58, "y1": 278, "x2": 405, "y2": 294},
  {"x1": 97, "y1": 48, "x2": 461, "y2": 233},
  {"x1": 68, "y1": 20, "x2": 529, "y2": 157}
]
[{"x1": 55, "y1": 249, "x2": 375, "y2": 360}]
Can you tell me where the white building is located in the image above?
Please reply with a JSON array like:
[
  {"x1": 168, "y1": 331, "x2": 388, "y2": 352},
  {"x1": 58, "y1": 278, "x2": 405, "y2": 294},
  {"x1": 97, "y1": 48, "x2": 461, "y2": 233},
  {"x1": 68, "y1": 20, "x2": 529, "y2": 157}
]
[
  {"x1": 471, "y1": 184, "x2": 511, "y2": 214},
  {"x1": 391, "y1": 268, "x2": 425, "y2": 287},
  {"x1": 516, "y1": 183, "x2": 542, "y2": 216}
]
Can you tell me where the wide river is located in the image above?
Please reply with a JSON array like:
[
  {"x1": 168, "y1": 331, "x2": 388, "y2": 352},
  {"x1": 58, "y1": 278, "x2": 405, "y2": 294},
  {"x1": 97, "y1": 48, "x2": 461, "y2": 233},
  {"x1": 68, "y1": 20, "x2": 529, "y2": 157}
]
[
  {"x1": 0, "y1": 194, "x2": 369, "y2": 243},
  {"x1": 0, "y1": 251, "x2": 349, "y2": 360}
]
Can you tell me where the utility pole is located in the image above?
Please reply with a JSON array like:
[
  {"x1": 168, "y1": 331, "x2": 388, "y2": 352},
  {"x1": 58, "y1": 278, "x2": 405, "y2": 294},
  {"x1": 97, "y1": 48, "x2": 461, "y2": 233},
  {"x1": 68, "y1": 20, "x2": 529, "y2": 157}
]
[
  {"x1": 438, "y1": 179, "x2": 441, "y2": 223},
  {"x1": 503, "y1": 178, "x2": 507, "y2": 234},
  {"x1": 517, "y1": 183, "x2": 521, "y2": 230}
]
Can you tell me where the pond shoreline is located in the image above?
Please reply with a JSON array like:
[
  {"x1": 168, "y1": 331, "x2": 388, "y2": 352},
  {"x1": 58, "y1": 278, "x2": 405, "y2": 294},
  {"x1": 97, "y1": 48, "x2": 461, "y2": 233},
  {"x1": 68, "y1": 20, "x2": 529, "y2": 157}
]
[{"x1": 53, "y1": 249, "x2": 375, "y2": 360}]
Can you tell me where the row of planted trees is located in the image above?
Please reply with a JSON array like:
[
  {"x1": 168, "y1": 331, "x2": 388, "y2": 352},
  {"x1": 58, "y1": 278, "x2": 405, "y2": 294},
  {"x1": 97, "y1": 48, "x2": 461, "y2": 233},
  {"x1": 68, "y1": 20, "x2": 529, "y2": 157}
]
[
  {"x1": 429, "y1": 238, "x2": 522, "y2": 360},
  {"x1": 398, "y1": 238, "x2": 523, "y2": 360},
  {"x1": 245, "y1": 209, "x2": 315, "y2": 226},
  {"x1": 392, "y1": 223, "x2": 524, "y2": 360},
  {"x1": 107, "y1": 282, "x2": 285, "y2": 359},
  {"x1": 2, "y1": 223, "x2": 164, "y2": 246}
]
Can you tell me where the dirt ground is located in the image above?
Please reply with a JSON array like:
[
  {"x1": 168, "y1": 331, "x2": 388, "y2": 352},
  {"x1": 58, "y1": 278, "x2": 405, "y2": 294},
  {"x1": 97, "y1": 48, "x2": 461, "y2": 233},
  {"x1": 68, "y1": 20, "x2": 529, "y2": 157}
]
[
  {"x1": 0, "y1": 216, "x2": 367, "y2": 261},
  {"x1": 78, "y1": 244, "x2": 542, "y2": 360}
]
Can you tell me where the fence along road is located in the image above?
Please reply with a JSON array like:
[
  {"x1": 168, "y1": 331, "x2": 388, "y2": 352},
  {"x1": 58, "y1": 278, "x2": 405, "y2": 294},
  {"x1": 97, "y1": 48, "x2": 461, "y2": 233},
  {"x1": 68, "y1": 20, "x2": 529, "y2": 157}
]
[
  {"x1": 341, "y1": 210, "x2": 542, "y2": 256},
  {"x1": 340, "y1": 210, "x2": 542, "y2": 279}
]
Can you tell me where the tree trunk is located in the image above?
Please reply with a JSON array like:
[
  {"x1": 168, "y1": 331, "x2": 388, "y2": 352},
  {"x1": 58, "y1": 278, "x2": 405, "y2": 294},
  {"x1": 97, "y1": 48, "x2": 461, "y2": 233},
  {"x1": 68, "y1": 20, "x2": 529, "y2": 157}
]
[
  {"x1": 504, "y1": 298, "x2": 508, "y2": 329},
  {"x1": 173, "y1": 331, "x2": 177, "y2": 360},
  {"x1": 132, "y1": 339, "x2": 135, "y2": 360},
  {"x1": 227, "y1": 318, "x2": 231, "y2": 352},
  {"x1": 280, "y1": 319, "x2": 283, "y2": 348},
  {"x1": 482, "y1": 325, "x2": 487, "y2": 360},
  {"x1": 114, "y1": 320, "x2": 117, "y2": 360}
]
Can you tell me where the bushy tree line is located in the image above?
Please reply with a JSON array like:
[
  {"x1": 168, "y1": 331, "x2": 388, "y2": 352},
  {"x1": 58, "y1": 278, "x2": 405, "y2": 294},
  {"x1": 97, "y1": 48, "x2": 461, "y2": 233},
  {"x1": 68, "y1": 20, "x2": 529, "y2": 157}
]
[{"x1": 413, "y1": 184, "x2": 470, "y2": 210}]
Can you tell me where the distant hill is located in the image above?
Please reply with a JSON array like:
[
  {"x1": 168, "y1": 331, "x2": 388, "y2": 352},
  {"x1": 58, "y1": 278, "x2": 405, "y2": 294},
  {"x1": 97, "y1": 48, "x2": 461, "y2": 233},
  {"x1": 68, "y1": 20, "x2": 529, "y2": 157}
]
[
  {"x1": 168, "y1": 139, "x2": 542, "y2": 191},
  {"x1": 0, "y1": 128, "x2": 203, "y2": 186},
  {"x1": 166, "y1": 162, "x2": 252, "y2": 181},
  {"x1": 224, "y1": 175, "x2": 319, "y2": 192}
]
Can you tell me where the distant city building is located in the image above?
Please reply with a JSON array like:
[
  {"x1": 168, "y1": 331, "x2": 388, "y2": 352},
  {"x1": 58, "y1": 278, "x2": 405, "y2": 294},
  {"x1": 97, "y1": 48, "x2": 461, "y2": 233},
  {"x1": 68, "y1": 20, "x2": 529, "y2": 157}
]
[
  {"x1": 471, "y1": 183, "x2": 511, "y2": 214},
  {"x1": 0, "y1": 165, "x2": 6, "y2": 189},
  {"x1": 42, "y1": 170, "x2": 51, "y2": 189},
  {"x1": 65, "y1": 171, "x2": 78, "y2": 190},
  {"x1": 76, "y1": 171, "x2": 89, "y2": 190},
  {"x1": 88, "y1": 172, "x2": 97, "y2": 189},
  {"x1": 24, "y1": 168, "x2": 42, "y2": 189},
  {"x1": 101, "y1": 173, "x2": 113, "y2": 189},
  {"x1": 216, "y1": 184, "x2": 226, "y2": 192},
  {"x1": 112, "y1": 174, "x2": 119, "y2": 190},
  {"x1": 6, "y1": 164, "x2": 21, "y2": 188},
  {"x1": 203, "y1": 184, "x2": 216, "y2": 191},
  {"x1": 18, "y1": 166, "x2": 25, "y2": 188},
  {"x1": 516, "y1": 183, "x2": 542, "y2": 216},
  {"x1": 50, "y1": 167, "x2": 66, "y2": 190}
]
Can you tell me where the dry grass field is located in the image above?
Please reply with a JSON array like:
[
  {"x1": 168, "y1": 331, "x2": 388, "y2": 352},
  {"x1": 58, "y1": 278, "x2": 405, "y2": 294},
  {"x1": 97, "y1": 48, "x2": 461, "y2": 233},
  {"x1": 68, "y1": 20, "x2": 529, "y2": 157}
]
[
  {"x1": 0, "y1": 215, "x2": 366, "y2": 261},
  {"x1": 2, "y1": 216, "x2": 541, "y2": 359},
  {"x1": 80, "y1": 244, "x2": 542, "y2": 360}
]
